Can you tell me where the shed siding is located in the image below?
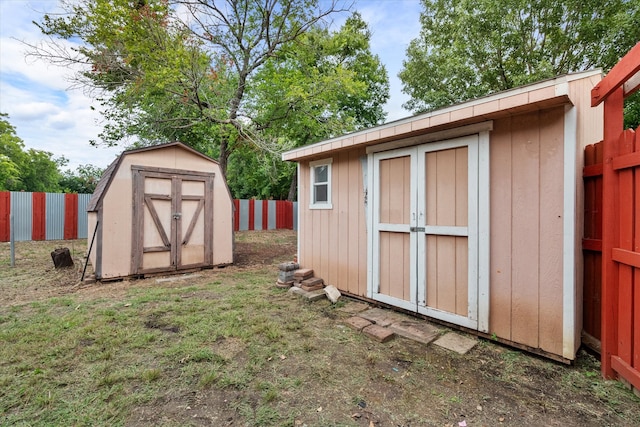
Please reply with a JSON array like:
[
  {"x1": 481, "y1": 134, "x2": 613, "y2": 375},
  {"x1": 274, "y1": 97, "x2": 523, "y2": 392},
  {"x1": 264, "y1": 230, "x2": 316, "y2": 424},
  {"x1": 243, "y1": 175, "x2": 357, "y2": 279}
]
[
  {"x1": 92, "y1": 145, "x2": 233, "y2": 279},
  {"x1": 299, "y1": 148, "x2": 368, "y2": 296},
  {"x1": 488, "y1": 108, "x2": 565, "y2": 355}
]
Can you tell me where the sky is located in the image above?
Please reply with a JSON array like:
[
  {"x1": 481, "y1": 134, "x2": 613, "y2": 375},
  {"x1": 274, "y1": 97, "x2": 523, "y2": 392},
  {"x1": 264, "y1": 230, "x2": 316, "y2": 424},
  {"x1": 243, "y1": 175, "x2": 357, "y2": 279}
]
[{"x1": 0, "y1": 0, "x2": 423, "y2": 171}]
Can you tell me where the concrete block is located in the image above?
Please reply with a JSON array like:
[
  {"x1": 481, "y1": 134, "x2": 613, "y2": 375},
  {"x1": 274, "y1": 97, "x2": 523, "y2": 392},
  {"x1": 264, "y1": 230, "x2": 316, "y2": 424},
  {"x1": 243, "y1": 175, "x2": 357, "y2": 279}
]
[
  {"x1": 288, "y1": 286, "x2": 326, "y2": 302},
  {"x1": 363, "y1": 324, "x2": 395, "y2": 343},
  {"x1": 278, "y1": 262, "x2": 300, "y2": 272},
  {"x1": 433, "y1": 333, "x2": 477, "y2": 354},
  {"x1": 324, "y1": 285, "x2": 341, "y2": 303},
  {"x1": 344, "y1": 316, "x2": 373, "y2": 331}
]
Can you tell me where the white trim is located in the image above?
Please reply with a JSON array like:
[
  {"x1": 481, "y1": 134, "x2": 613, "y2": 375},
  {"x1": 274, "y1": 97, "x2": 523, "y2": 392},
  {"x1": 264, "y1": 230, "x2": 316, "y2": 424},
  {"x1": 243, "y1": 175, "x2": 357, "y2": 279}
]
[
  {"x1": 424, "y1": 225, "x2": 468, "y2": 236},
  {"x1": 562, "y1": 105, "x2": 578, "y2": 359},
  {"x1": 477, "y1": 131, "x2": 491, "y2": 333},
  {"x1": 296, "y1": 163, "x2": 300, "y2": 262},
  {"x1": 623, "y1": 71, "x2": 640, "y2": 96},
  {"x1": 309, "y1": 158, "x2": 333, "y2": 210},
  {"x1": 369, "y1": 134, "x2": 489, "y2": 332},
  {"x1": 366, "y1": 122, "x2": 493, "y2": 155},
  {"x1": 367, "y1": 152, "x2": 375, "y2": 298}
]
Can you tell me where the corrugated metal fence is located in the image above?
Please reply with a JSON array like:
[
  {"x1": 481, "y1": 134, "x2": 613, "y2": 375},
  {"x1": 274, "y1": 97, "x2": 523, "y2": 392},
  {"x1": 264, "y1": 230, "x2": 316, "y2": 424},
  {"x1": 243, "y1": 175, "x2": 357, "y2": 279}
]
[
  {"x1": 0, "y1": 192, "x2": 297, "y2": 242},
  {"x1": 0, "y1": 192, "x2": 91, "y2": 242}
]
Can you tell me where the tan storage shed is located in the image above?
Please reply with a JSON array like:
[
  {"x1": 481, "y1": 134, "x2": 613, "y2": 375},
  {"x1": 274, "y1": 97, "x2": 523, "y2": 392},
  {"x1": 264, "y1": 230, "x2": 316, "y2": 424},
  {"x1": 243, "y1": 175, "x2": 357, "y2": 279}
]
[
  {"x1": 283, "y1": 70, "x2": 603, "y2": 362},
  {"x1": 87, "y1": 142, "x2": 233, "y2": 280}
]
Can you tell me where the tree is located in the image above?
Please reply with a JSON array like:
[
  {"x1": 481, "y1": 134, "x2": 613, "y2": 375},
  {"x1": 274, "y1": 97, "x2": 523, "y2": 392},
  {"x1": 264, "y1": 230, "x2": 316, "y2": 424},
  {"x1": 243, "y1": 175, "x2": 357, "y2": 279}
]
[
  {"x1": 0, "y1": 113, "x2": 65, "y2": 192},
  {"x1": 400, "y1": 0, "x2": 640, "y2": 127},
  {"x1": 32, "y1": 0, "x2": 351, "y2": 175},
  {"x1": 234, "y1": 12, "x2": 389, "y2": 199},
  {"x1": 59, "y1": 164, "x2": 104, "y2": 193}
]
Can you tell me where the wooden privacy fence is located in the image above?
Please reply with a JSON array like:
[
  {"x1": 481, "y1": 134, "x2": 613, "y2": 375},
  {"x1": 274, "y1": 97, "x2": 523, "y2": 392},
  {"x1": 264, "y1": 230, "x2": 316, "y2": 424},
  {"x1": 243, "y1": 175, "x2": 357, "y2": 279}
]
[
  {"x1": 0, "y1": 191, "x2": 298, "y2": 242},
  {"x1": 590, "y1": 41, "x2": 640, "y2": 389}
]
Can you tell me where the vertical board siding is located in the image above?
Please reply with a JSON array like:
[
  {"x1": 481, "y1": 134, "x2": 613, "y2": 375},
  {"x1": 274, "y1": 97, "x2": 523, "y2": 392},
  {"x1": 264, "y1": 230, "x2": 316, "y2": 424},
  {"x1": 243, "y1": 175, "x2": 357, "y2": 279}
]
[
  {"x1": 489, "y1": 109, "x2": 565, "y2": 351},
  {"x1": 299, "y1": 149, "x2": 367, "y2": 296}
]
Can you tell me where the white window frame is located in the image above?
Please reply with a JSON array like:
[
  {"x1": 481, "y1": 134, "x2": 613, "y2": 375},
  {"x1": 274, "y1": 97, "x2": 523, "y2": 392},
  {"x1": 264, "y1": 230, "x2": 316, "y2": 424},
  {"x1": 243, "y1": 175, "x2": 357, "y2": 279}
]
[{"x1": 309, "y1": 158, "x2": 333, "y2": 209}]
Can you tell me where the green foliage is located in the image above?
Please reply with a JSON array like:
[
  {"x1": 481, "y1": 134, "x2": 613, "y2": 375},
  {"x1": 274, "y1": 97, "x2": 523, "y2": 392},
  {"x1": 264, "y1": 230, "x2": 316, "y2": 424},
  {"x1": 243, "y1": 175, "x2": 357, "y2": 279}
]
[
  {"x1": 0, "y1": 113, "x2": 65, "y2": 192},
  {"x1": 58, "y1": 164, "x2": 105, "y2": 193},
  {"x1": 400, "y1": 0, "x2": 640, "y2": 127}
]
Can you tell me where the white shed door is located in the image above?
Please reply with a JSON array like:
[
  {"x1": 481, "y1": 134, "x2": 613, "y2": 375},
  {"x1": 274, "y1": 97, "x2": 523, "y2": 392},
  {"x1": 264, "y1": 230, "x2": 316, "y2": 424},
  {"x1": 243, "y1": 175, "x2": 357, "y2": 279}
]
[{"x1": 370, "y1": 135, "x2": 486, "y2": 331}]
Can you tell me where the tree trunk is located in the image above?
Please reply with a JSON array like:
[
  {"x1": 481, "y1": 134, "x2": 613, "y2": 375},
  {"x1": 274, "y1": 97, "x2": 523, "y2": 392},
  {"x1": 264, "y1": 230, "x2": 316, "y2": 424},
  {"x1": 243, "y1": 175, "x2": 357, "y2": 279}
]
[
  {"x1": 219, "y1": 140, "x2": 229, "y2": 177},
  {"x1": 287, "y1": 170, "x2": 297, "y2": 201}
]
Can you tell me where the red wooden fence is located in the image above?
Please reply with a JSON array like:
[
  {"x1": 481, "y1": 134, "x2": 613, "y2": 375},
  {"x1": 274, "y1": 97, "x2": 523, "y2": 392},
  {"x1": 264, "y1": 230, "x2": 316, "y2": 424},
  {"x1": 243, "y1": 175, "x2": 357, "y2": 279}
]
[
  {"x1": 583, "y1": 141, "x2": 604, "y2": 348},
  {"x1": 591, "y1": 41, "x2": 640, "y2": 389}
]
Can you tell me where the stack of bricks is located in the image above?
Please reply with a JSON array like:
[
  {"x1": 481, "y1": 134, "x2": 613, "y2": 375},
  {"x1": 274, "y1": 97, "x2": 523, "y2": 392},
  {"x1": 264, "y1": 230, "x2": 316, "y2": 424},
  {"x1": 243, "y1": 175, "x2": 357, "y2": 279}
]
[
  {"x1": 293, "y1": 268, "x2": 324, "y2": 291},
  {"x1": 277, "y1": 262, "x2": 299, "y2": 288}
]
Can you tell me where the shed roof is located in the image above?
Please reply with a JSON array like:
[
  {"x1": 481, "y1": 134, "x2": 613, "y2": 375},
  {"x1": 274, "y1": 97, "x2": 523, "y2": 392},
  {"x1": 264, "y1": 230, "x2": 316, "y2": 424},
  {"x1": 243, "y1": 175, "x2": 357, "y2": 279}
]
[
  {"x1": 282, "y1": 69, "x2": 601, "y2": 162},
  {"x1": 87, "y1": 142, "x2": 219, "y2": 212}
]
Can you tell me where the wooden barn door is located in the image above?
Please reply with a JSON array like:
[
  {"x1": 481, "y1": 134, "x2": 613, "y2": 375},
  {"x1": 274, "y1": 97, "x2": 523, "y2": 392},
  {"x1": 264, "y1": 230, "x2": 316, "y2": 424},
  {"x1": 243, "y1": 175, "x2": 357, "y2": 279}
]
[
  {"x1": 132, "y1": 166, "x2": 214, "y2": 275},
  {"x1": 371, "y1": 135, "x2": 484, "y2": 331}
]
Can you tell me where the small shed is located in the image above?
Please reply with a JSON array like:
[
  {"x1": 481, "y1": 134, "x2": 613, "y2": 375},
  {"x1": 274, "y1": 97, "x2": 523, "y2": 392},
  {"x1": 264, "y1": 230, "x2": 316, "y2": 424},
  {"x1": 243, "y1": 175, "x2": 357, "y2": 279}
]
[
  {"x1": 87, "y1": 142, "x2": 233, "y2": 280},
  {"x1": 283, "y1": 70, "x2": 603, "y2": 362}
]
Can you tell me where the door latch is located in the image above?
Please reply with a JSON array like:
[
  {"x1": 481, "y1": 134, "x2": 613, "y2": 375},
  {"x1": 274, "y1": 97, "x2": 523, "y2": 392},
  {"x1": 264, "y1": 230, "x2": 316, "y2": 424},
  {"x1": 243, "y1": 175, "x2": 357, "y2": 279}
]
[
  {"x1": 172, "y1": 212, "x2": 181, "y2": 220},
  {"x1": 410, "y1": 227, "x2": 425, "y2": 232}
]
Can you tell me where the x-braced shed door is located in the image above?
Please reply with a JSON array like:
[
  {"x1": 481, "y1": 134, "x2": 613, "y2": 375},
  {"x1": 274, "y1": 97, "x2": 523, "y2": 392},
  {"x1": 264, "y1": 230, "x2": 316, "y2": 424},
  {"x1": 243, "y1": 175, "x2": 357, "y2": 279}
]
[
  {"x1": 369, "y1": 134, "x2": 489, "y2": 331},
  {"x1": 132, "y1": 166, "x2": 214, "y2": 275}
]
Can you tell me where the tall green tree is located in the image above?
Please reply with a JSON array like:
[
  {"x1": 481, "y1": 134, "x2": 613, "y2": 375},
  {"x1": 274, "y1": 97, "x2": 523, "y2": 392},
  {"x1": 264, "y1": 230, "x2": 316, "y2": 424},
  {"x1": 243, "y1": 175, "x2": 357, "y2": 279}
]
[
  {"x1": 0, "y1": 113, "x2": 65, "y2": 192},
  {"x1": 232, "y1": 12, "x2": 389, "y2": 200},
  {"x1": 32, "y1": 0, "x2": 351, "y2": 176},
  {"x1": 400, "y1": 0, "x2": 640, "y2": 127}
]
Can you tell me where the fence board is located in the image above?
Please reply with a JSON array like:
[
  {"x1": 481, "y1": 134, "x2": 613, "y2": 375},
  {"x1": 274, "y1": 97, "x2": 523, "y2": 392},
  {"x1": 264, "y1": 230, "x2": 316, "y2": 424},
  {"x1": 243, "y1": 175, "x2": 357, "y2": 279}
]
[
  {"x1": 65, "y1": 193, "x2": 78, "y2": 239},
  {"x1": 46, "y1": 193, "x2": 65, "y2": 240},
  {"x1": 0, "y1": 192, "x2": 9, "y2": 241}
]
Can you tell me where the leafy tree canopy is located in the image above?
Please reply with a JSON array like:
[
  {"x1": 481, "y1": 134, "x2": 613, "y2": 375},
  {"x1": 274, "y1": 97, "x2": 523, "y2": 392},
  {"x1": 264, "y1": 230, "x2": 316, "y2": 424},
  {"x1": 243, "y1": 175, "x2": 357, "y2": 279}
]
[
  {"x1": 0, "y1": 113, "x2": 66, "y2": 192},
  {"x1": 400, "y1": 0, "x2": 640, "y2": 127},
  {"x1": 31, "y1": 0, "x2": 355, "y2": 177}
]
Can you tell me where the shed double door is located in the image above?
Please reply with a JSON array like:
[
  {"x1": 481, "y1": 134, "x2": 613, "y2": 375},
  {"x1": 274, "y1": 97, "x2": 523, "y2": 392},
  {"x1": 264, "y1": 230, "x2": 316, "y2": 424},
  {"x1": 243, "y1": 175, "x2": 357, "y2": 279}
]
[
  {"x1": 132, "y1": 166, "x2": 214, "y2": 275},
  {"x1": 370, "y1": 135, "x2": 483, "y2": 330}
]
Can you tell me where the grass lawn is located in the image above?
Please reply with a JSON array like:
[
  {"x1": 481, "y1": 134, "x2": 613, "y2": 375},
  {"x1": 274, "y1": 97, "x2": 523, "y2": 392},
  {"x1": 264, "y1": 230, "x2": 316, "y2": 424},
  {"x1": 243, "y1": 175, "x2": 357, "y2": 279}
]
[{"x1": 1, "y1": 230, "x2": 639, "y2": 426}]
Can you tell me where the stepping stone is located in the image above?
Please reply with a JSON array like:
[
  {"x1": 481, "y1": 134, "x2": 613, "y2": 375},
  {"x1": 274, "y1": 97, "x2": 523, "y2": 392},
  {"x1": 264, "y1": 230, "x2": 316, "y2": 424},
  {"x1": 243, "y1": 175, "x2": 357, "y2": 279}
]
[
  {"x1": 344, "y1": 316, "x2": 373, "y2": 331},
  {"x1": 288, "y1": 286, "x2": 326, "y2": 302},
  {"x1": 433, "y1": 333, "x2": 477, "y2": 354},
  {"x1": 363, "y1": 324, "x2": 395, "y2": 343},
  {"x1": 359, "y1": 307, "x2": 408, "y2": 327},
  {"x1": 337, "y1": 301, "x2": 370, "y2": 314},
  {"x1": 388, "y1": 320, "x2": 441, "y2": 345}
]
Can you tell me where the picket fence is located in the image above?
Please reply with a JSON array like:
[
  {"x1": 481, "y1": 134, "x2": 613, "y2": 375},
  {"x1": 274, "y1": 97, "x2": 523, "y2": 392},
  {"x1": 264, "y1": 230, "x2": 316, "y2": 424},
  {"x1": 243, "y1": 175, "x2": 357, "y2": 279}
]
[{"x1": 0, "y1": 191, "x2": 297, "y2": 242}]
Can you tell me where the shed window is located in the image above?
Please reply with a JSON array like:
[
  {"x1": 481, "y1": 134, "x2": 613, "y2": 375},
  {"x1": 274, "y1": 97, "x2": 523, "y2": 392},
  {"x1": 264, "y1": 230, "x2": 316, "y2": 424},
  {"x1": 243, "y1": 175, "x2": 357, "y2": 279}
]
[{"x1": 310, "y1": 158, "x2": 332, "y2": 209}]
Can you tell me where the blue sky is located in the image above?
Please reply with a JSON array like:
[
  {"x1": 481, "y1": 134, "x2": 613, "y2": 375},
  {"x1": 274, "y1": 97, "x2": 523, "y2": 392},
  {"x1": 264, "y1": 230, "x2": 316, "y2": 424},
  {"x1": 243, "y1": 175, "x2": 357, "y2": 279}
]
[{"x1": 0, "y1": 0, "x2": 423, "y2": 171}]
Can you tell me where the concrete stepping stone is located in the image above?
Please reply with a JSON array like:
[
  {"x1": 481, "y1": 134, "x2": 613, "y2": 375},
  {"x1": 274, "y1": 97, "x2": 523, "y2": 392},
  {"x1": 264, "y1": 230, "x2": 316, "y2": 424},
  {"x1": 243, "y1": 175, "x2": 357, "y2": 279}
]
[
  {"x1": 358, "y1": 307, "x2": 408, "y2": 327},
  {"x1": 288, "y1": 286, "x2": 326, "y2": 302},
  {"x1": 363, "y1": 324, "x2": 395, "y2": 343},
  {"x1": 433, "y1": 332, "x2": 477, "y2": 354},
  {"x1": 388, "y1": 320, "x2": 441, "y2": 345},
  {"x1": 344, "y1": 316, "x2": 373, "y2": 331}
]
